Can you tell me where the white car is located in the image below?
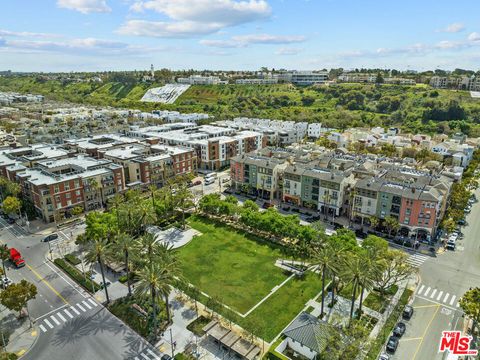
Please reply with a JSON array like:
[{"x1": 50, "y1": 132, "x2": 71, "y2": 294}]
[
  {"x1": 379, "y1": 353, "x2": 390, "y2": 360},
  {"x1": 0, "y1": 277, "x2": 12, "y2": 289}
]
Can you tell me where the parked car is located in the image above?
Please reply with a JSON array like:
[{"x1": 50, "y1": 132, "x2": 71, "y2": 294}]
[
  {"x1": 386, "y1": 336, "x2": 399, "y2": 354},
  {"x1": 402, "y1": 305, "x2": 414, "y2": 320},
  {"x1": 378, "y1": 353, "x2": 390, "y2": 360},
  {"x1": 223, "y1": 188, "x2": 232, "y2": 194},
  {"x1": 332, "y1": 222, "x2": 343, "y2": 230},
  {"x1": 161, "y1": 355, "x2": 172, "y2": 360},
  {"x1": 306, "y1": 215, "x2": 321, "y2": 222},
  {"x1": 446, "y1": 240, "x2": 456, "y2": 251},
  {"x1": 355, "y1": 229, "x2": 368, "y2": 239},
  {"x1": 262, "y1": 202, "x2": 274, "y2": 209},
  {"x1": 0, "y1": 277, "x2": 12, "y2": 289},
  {"x1": 281, "y1": 206, "x2": 291, "y2": 211},
  {"x1": 393, "y1": 322, "x2": 406, "y2": 337},
  {"x1": 6, "y1": 217, "x2": 15, "y2": 224},
  {"x1": 191, "y1": 180, "x2": 202, "y2": 186},
  {"x1": 458, "y1": 218, "x2": 466, "y2": 225},
  {"x1": 43, "y1": 233, "x2": 59, "y2": 242},
  {"x1": 222, "y1": 177, "x2": 230, "y2": 183}
]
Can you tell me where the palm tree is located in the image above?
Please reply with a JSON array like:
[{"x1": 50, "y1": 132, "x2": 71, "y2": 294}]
[
  {"x1": 135, "y1": 252, "x2": 182, "y2": 337},
  {"x1": 173, "y1": 185, "x2": 194, "y2": 230},
  {"x1": 313, "y1": 242, "x2": 340, "y2": 316},
  {"x1": 88, "y1": 178, "x2": 103, "y2": 210},
  {"x1": 133, "y1": 232, "x2": 159, "y2": 266},
  {"x1": 112, "y1": 232, "x2": 135, "y2": 296},
  {"x1": 108, "y1": 194, "x2": 124, "y2": 229},
  {"x1": 85, "y1": 239, "x2": 111, "y2": 304},
  {"x1": 357, "y1": 256, "x2": 381, "y2": 316},
  {"x1": 148, "y1": 184, "x2": 160, "y2": 209},
  {"x1": 134, "y1": 202, "x2": 157, "y2": 235},
  {"x1": 0, "y1": 244, "x2": 9, "y2": 276},
  {"x1": 341, "y1": 253, "x2": 366, "y2": 323}
]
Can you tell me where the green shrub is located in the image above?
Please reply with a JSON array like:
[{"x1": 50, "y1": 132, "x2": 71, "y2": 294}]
[
  {"x1": 54, "y1": 258, "x2": 101, "y2": 292},
  {"x1": 65, "y1": 253, "x2": 81, "y2": 266}
]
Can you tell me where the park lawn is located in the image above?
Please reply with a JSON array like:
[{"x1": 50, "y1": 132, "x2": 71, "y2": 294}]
[
  {"x1": 177, "y1": 215, "x2": 289, "y2": 314},
  {"x1": 241, "y1": 272, "x2": 321, "y2": 342}
]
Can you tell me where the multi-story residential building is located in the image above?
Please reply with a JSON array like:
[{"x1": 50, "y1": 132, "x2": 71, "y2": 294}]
[
  {"x1": 230, "y1": 154, "x2": 286, "y2": 200},
  {"x1": 337, "y1": 73, "x2": 376, "y2": 83},
  {"x1": 277, "y1": 71, "x2": 329, "y2": 85},
  {"x1": 352, "y1": 169, "x2": 452, "y2": 237},
  {"x1": 177, "y1": 75, "x2": 227, "y2": 85},
  {"x1": 283, "y1": 165, "x2": 352, "y2": 216},
  {"x1": 16, "y1": 155, "x2": 125, "y2": 222},
  {"x1": 235, "y1": 78, "x2": 278, "y2": 85},
  {"x1": 102, "y1": 144, "x2": 197, "y2": 187},
  {"x1": 63, "y1": 134, "x2": 140, "y2": 159}
]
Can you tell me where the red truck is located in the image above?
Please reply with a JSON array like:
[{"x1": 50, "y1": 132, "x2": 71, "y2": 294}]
[{"x1": 9, "y1": 248, "x2": 25, "y2": 268}]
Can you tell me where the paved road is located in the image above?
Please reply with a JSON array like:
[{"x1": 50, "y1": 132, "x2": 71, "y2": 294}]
[
  {"x1": 0, "y1": 220, "x2": 164, "y2": 360},
  {"x1": 390, "y1": 188, "x2": 480, "y2": 360}
]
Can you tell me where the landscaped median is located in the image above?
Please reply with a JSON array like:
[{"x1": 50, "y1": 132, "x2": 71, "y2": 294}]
[
  {"x1": 365, "y1": 288, "x2": 414, "y2": 360},
  {"x1": 53, "y1": 258, "x2": 102, "y2": 293}
]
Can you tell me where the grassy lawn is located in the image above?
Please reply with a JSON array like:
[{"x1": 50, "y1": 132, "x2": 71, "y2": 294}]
[
  {"x1": 241, "y1": 272, "x2": 321, "y2": 341},
  {"x1": 177, "y1": 215, "x2": 323, "y2": 342},
  {"x1": 177, "y1": 215, "x2": 289, "y2": 314},
  {"x1": 363, "y1": 285, "x2": 399, "y2": 314}
]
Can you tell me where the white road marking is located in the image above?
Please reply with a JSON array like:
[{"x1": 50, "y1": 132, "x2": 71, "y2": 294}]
[
  {"x1": 50, "y1": 315, "x2": 61, "y2": 326},
  {"x1": 418, "y1": 285, "x2": 425, "y2": 295},
  {"x1": 456, "y1": 303, "x2": 460, "y2": 308},
  {"x1": 147, "y1": 349, "x2": 161, "y2": 359},
  {"x1": 430, "y1": 289, "x2": 437, "y2": 299},
  {"x1": 77, "y1": 303, "x2": 86, "y2": 312},
  {"x1": 437, "y1": 291, "x2": 443, "y2": 301},
  {"x1": 82, "y1": 300, "x2": 92, "y2": 309},
  {"x1": 449, "y1": 295, "x2": 457, "y2": 306},
  {"x1": 70, "y1": 306, "x2": 80, "y2": 315},
  {"x1": 88, "y1": 298, "x2": 98, "y2": 307},
  {"x1": 64, "y1": 309, "x2": 73, "y2": 318},
  {"x1": 56, "y1": 312, "x2": 67, "y2": 322},
  {"x1": 44, "y1": 319, "x2": 54, "y2": 329},
  {"x1": 443, "y1": 293, "x2": 450, "y2": 303},
  {"x1": 424, "y1": 287, "x2": 431, "y2": 297},
  {"x1": 141, "y1": 353, "x2": 150, "y2": 360},
  {"x1": 39, "y1": 325, "x2": 47, "y2": 333}
]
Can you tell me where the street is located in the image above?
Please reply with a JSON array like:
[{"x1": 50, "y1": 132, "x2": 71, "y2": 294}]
[
  {"x1": 0, "y1": 219, "x2": 164, "y2": 360},
  {"x1": 390, "y1": 188, "x2": 480, "y2": 360}
]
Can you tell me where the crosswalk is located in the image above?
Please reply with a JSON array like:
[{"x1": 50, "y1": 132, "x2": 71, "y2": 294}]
[
  {"x1": 135, "y1": 347, "x2": 163, "y2": 360},
  {"x1": 0, "y1": 217, "x2": 29, "y2": 238},
  {"x1": 38, "y1": 298, "x2": 98, "y2": 333},
  {"x1": 416, "y1": 284, "x2": 460, "y2": 308},
  {"x1": 406, "y1": 253, "x2": 430, "y2": 267}
]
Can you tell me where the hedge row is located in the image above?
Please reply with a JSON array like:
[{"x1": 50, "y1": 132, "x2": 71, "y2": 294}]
[{"x1": 54, "y1": 258, "x2": 102, "y2": 292}]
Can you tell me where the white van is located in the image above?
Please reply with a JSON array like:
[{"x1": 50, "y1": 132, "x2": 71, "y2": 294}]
[
  {"x1": 446, "y1": 239, "x2": 456, "y2": 250},
  {"x1": 204, "y1": 177, "x2": 216, "y2": 185}
]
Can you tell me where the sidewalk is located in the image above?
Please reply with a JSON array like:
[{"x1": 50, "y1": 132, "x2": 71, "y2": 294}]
[{"x1": 1, "y1": 306, "x2": 38, "y2": 358}]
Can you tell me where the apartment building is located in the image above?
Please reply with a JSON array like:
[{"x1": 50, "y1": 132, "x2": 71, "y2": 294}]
[
  {"x1": 63, "y1": 134, "x2": 139, "y2": 159},
  {"x1": 16, "y1": 155, "x2": 125, "y2": 222},
  {"x1": 235, "y1": 78, "x2": 278, "y2": 85},
  {"x1": 283, "y1": 165, "x2": 352, "y2": 216},
  {"x1": 352, "y1": 169, "x2": 451, "y2": 237},
  {"x1": 230, "y1": 154, "x2": 287, "y2": 200},
  {"x1": 278, "y1": 71, "x2": 329, "y2": 85},
  {"x1": 102, "y1": 144, "x2": 196, "y2": 187},
  {"x1": 338, "y1": 73, "x2": 376, "y2": 83},
  {"x1": 177, "y1": 75, "x2": 227, "y2": 85}
]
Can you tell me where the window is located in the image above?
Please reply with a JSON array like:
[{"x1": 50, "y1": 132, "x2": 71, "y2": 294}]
[
  {"x1": 404, "y1": 217, "x2": 410, "y2": 224},
  {"x1": 406, "y1": 208, "x2": 411, "y2": 215},
  {"x1": 54, "y1": 185, "x2": 59, "y2": 193},
  {"x1": 64, "y1": 183, "x2": 70, "y2": 191},
  {"x1": 66, "y1": 193, "x2": 71, "y2": 199},
  {"x1": 76, "y1": 190, "x2": 81, "y2": 196}
]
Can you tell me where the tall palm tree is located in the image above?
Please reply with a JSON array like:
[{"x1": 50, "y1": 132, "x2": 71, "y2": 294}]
[
  {"x1": 148, "y1": 184, "x2": 160, "y2": 209},
  {"x1": 88, "y1": 178, "x2": 103, "y2": 210},
  {"x1": 108, "y1": 193, "x2": 124, "y2": 229},
  {"x1": 135, "y1": 253, "x2": 182, "y2": 337},
  {"x1": 85, "y1": 239, "x2": 111, "y2": 304},
  {"x1": 133, "y1": 233, "x2": 159, "y2": 266},
  {"x1": 341, "y1": 253, "x2": 366, "y2": 323},
  {"x1": 357, "y1": 256, "x2": 381, "y2": 316},
  {"x1": 112, "y1": 232, "x2": 135, "y2": 296},
  {"x1": 172, "y1": 185, "x2": 194, "y2": 230},
  {"x1": 134, "y1": 202, "x2": 157, "y2": 235},
  {"x1": 313, "y1": 243, "x2": 340, "y2": 316}
]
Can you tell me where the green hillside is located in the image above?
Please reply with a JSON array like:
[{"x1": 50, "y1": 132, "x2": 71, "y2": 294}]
[{"x1": 1, "y1": 76, "x2": 479, "y2": 136}]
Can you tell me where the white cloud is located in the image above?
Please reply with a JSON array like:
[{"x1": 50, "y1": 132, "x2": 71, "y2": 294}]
[
  {"x1": 0, "y1": 37, "x2": 142, "y2": 56},
  {"x1": 120, "y1": 0, "x2": 271, "y2": 38},
  {"x1": 438, "y1": 22, "x2": 465, "y2": 33},
  {"x1": 468, "y1": 32, "x2": 480, "y2": 41},
  {"x1": 117, "y1": 20, "x2": 223, "y2": 38},
  {"x1": 0, "y1": 29, "x2": 59, "y2": 38},
  {"x1": 57, "y1": 0, "x2": 111, "y2": 14},
  {"x1": 200, "y1": 33, "x2": 305, "y2": 48},
  {"x1": 275, "y1": 47, "x2": 302, "y2": 55}
]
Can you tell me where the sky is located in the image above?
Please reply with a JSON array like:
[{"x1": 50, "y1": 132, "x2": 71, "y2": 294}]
[{"x1": 1, "y1": 0, "x2": 480, "y2": 72}]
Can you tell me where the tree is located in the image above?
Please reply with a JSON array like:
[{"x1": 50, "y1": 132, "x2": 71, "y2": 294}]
[
  {"x1": 135, "y1": 252, "x2": 182, "y2": 337},
  {"x1": 0, "y1": 244, "x2": 9, "y2": 277},
  {"x1": 384, "y1": 216, "x2": 400, "y2": 236},
  {"x1": 2, "y1": 196, "x2": 21, "y2": 216},
  {"x1": 112, "y1": 232, "x2": 135, "y2": 297},
  {"x1": 374, "y1": 249, "x2": 415, "y2": 295},
  {"x1": 71, "y1": 206, "x2": 84, "y2": 217},
  {"x1": 459, "y1": 287, "x2": 480, "y2": 328},
  {"x1": 313, "y1": 242, "x2": 340, "y2": 316},
  {"x1": 0, "y1": 280, "x2": 37, "y2": 318},
  {"x1": 173, "y1": 184, "x2": 194, "y2": 230},
  {"x1": 88, "y1": 178, "x2": 103, "y2": 209},
  {"x1": 85, "y1": 239, "x2": 111, "y2": 304},
  {"x1": 369, "y1": 216, "x2": 379, "y2": 230}
]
